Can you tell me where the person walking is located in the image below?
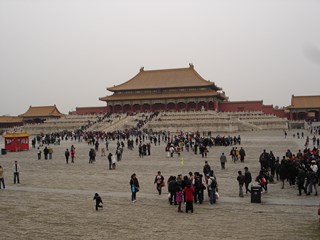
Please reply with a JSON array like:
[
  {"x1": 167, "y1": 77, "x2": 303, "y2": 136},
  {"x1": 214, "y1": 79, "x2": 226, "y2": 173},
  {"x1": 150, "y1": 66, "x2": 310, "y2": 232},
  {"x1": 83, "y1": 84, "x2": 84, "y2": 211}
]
[
  {"x1": 37, "y1": 147, "x2": 42, "y2": 160},
  {"x1": 130, "y1": 173, "x2": 140, "y2": 203},
  {"x1": 237, "y1": 171, "x2": 245, "y2": 197},
  {"x1": 43, "y1": 146, "x2": 49, "y2": 160},
  {"x1": 93, "y1": 193, "x2": 103, "y2": 211},
  {"x1": 107, "y1": 152, "x2": 113, "y2": 170},
  {"x1": 13, "y1": 161, "x2": 20, "y2": 184},
  {"x1": 207, "y1": 175, "x2": 217, "y2": 204},
  {"x1": 154, "y1": 171, "x2": 164, "y2": 195},
  {"x1": 89, "y1": 149, "x2": 95, "y2": 164},
  {"x1": 297, "y1": 166, "x2": 307, "y2": 196},
  {"x1": 306, "y1": 167, "x2": 318, "y2": 196},
  {"x1": 244, "y1": 167, "x2": 252, "y2": 194},
  {"x1": 0, "y1": 165, "x2": 5, "y2": 189},
  {"x1": 48, "y1": 146, "x2": 53, "y2": 159},
  {"x1": 239, "y1": 147, "x2": 246, "y2": 162},
  {"x1": 203, "y1": 161, "x2": 211, "y2": 178},
  {"x1": 70, "y1": 145, "x2": 76, "y2": 163},
  {"x1": 111, "y1": 153, "x2": 117, "y2": 170},
  {"x1": 220, "y1": 153, "x2": 227, "y2": 169},
  {"x1": 65, "y1": 149, "x2": 70, "y2": 164}
]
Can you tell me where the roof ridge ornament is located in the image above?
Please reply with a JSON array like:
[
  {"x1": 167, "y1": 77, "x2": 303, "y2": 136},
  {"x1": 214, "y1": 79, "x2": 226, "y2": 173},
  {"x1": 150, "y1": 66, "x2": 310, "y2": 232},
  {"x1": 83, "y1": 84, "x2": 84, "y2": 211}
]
[{"x1": 189, "y1": 63, "x2": 194, "y2": 69}]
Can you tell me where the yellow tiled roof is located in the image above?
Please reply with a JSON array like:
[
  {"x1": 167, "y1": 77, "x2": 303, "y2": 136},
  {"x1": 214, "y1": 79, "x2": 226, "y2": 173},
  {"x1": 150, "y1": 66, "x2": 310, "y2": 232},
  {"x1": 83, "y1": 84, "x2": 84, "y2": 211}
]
[
  {"x1": 288, "y1": 95, "x2": 320, "y2": 109},
  {"x1": 19, "y1": 105, "x2": 64, "y2": 118},
  {"x1": 107, "y1": 65, "x2": 221, "y2": 92},
  {"x1": 100, "y1": 90, "x2": 226, "y2": 101},
  {"x1": 3, "y1": 132, "x2": 30, "y2": 138},
  {"x1": 0, "y1": 116, "x2": 23, "y2": 123}
]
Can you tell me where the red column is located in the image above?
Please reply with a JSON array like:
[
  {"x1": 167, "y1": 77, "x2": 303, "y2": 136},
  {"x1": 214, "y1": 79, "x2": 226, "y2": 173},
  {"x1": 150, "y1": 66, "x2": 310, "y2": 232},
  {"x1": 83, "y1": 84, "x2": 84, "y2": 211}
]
[{"x1": 289, "y1": 111, "x2": 293, "y2": 120}]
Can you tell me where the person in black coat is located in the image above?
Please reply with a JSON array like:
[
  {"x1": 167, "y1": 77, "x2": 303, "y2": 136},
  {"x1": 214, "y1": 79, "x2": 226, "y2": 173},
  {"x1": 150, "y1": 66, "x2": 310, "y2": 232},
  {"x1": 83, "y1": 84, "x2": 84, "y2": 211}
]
[
  {"x1": 297, "y1": 166, "x2": 307, "y2": 196},
  {"x1": 107, "y1": 152, "x2": 113, "y2": 170},
  {"x1": 93, "y1": 193, "x2": 103, "y2": 211},
  {"x1": 130, "y1": 173, "x2": 140, "y2": 202}
]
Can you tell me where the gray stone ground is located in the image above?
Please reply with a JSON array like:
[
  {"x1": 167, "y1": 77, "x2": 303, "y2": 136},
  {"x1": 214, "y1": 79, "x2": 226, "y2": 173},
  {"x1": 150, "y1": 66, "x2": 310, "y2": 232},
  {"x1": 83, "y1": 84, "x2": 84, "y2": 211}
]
[{"x1": 0, "y1": 130, "x2": 319, "y2": 240}]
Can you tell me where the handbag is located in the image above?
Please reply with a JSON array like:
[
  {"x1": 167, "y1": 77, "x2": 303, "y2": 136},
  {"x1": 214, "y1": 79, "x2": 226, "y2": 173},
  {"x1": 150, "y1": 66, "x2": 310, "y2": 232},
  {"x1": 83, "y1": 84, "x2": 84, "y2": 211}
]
[{"x1": 215, "y1": 191, "x2": 220, "y2": 199}]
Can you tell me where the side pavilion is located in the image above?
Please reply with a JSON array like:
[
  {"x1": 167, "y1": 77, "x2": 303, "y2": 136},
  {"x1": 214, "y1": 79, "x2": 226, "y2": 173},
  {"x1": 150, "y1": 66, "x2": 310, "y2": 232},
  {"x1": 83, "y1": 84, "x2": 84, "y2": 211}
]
[
  {"x1": 19, "y1": 105, "x2": 64, "y2": 123},
  {"x1": 287, "y1": 95, "x2": 320, "y2": 122}
]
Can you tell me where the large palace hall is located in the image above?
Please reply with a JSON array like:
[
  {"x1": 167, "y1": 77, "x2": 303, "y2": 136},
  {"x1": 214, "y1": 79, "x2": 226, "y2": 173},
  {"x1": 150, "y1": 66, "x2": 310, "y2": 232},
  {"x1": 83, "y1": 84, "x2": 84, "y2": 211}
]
[{"x1": 99, "y1": 64, "x2": 228, "y2": 113}]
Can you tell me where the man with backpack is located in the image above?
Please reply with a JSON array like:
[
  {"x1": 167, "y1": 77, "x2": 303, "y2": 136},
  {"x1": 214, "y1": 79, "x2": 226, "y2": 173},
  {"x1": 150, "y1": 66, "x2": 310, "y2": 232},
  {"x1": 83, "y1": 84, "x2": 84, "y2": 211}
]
[{"x1": 208, "y1": 174, "x2": 217, "y2": 204}]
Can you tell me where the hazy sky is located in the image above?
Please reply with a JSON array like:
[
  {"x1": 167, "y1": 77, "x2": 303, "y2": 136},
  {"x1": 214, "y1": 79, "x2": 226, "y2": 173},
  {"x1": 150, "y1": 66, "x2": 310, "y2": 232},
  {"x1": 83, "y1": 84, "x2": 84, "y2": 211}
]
[{"x1": 1, "y1": 0, "x2": 319, "y2": 115}]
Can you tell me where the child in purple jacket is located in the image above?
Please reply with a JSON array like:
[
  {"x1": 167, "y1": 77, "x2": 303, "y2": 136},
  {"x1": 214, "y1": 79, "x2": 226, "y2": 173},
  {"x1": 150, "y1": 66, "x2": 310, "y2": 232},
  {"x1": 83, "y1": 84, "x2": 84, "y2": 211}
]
[{"x1": 176, "y1": 186, "x2": 183, "y2": 213}]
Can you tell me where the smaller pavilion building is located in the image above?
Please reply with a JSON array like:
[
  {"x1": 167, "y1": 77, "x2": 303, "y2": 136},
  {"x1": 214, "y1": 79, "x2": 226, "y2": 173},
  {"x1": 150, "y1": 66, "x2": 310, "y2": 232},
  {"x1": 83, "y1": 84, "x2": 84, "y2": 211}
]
[
  {"x1": 0, "y1": 116, "x2": 24, "y2": 129},
  {"x1": 19, "y1": 105, "x2": 64, "y2": 123},
  {"x1": 287, "y1": 95, "x2": 320, "y2": 121}
]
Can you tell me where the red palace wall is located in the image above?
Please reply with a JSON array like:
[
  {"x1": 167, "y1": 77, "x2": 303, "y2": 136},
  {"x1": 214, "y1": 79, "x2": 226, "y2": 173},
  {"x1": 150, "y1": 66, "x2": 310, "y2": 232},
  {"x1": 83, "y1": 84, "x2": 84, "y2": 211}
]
[
  {"x1": 218, "y1": 101, "x2": 287, "y2": 118},
  {"x1": 218, "y1": 101, "x2": 264, "y2": 112},
  {"x1": 262, "y1": 105, "x2": 274, "y2": 114},
  {"x1": 273, "y1": 109, "x2": 288, "y2": 118}
]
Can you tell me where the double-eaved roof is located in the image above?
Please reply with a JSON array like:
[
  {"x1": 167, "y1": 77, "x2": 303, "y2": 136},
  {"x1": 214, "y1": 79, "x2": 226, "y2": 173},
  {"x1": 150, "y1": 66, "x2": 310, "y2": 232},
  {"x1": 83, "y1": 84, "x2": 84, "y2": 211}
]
[
  {"x1": 100, "y1": 65, "x2": 227, "y2": 102},
  {"x1": 19, "y1": 105, "x2": 64, "y2": 118},
  {"x1": 288, "y1": 95, "x2": 320, "y2": 109},
  {"x1": 107, "y1": 65, "x2": 221, "y2": 92}
]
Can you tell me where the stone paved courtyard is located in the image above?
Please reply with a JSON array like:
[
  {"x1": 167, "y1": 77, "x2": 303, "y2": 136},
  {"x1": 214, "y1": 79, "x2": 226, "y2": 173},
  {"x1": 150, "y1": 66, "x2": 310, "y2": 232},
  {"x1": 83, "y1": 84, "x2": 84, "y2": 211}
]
[{"x1": 0, "y1": 130, "x2": 319, "y2": 240}]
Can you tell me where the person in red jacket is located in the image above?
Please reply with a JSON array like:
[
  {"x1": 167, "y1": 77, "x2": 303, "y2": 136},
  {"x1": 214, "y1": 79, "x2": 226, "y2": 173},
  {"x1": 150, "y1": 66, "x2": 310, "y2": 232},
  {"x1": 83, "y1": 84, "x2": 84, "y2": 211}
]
[{"x1": 184, "y1": 182, "x2": 195, "y2": 213}]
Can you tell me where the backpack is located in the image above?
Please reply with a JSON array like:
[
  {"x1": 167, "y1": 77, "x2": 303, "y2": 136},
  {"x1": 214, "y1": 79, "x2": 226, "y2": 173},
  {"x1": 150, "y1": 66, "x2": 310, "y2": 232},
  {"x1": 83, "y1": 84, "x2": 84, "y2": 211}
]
[
  {"x1": 260, "y1": 177, "x2": 267, "y2": 186},
  {"x1": 210, "y1": 178, "x2": 217, "y2": 189},
  {"x1": 195, "y1": 178, "x2": 202, "y2": 189}
]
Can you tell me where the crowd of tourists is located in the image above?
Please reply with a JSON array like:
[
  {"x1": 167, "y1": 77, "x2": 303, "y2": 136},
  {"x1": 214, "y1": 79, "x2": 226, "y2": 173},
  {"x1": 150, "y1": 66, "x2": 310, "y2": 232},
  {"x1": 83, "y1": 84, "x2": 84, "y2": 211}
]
[
  {"x1": 2, "y1": 122, "x2": 320, "y2": 220},
  {"x1": 257, "y1": 143, "x2": 320, "y2": 196}
]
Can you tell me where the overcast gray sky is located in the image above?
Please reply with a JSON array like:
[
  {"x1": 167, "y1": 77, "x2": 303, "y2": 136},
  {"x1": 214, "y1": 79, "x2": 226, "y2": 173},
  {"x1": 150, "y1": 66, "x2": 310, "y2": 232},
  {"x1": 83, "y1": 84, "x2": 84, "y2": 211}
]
[{"x1": 1, "y1": 0, "x2": 319, "y2": 115}]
